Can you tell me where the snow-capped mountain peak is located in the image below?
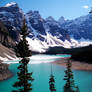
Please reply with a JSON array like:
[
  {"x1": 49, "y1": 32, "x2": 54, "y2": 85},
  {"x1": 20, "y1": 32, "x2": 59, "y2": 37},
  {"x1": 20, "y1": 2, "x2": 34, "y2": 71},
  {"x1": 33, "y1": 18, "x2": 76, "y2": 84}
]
[{"x1": 4, "y1": 2, "x2": 17, "y2": 7}]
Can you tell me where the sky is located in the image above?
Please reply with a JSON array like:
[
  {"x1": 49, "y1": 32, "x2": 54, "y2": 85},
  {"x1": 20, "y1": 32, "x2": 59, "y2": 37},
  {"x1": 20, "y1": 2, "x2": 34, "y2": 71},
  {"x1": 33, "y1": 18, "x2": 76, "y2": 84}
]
[{"x1": 0, "y1": 0, "x2": 92, "y2": 20}]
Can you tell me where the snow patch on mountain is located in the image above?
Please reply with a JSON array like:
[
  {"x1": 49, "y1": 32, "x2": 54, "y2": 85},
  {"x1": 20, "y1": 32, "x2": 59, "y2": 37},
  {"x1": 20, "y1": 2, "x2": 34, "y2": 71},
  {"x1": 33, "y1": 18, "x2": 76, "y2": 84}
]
[
  {"x1": 4, "y1": 2, "x2": 17, "y2": 7},
  {"x1": 79, "y1": 38, "x2": 92, "y2": 42},
  {"x1": 27, "y1": 36, "x2": 85, "y2": 52},
  {"x1": 70, "y1": 38, "x2": 92, "y2": 47},
  {"x1": 27, "y1": 37, "x2": 48, "y2": 52}
]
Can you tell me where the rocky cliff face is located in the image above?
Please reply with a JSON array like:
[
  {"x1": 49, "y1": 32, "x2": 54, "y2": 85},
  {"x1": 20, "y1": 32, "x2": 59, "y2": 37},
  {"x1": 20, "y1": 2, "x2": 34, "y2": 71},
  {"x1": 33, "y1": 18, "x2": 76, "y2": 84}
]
[
  {"x1": 0, "y1": 43, "x2": 16, "y2": 81},
  {"x1": 0, "y1": 21, "x2": 15, "y2": 47},
  {"x1": 26, "y1": 11, "x2": 70, "y2": 42},
  {"x1": 0, "y1": 2, "x2": 24, "y2": 41},
  {"x1": 0, "y1": 63, "x2": 12, "y2": 81}
]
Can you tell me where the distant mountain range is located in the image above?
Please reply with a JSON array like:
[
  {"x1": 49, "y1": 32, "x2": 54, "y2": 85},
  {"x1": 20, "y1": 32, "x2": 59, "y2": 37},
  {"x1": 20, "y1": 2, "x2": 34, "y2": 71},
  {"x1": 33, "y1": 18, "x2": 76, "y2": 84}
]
[
  {"x1": 0, "y1": 2, "x2": 92, "y2": 52},
  {"x1": 60, "y1": 14, "x2": 92, "y2": 40}
]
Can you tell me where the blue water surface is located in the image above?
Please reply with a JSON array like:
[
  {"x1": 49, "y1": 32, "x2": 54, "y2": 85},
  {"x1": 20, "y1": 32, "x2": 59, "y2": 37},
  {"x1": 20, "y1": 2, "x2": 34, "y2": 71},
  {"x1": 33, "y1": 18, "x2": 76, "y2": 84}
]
[{"x1": 0, "y1": 55, "x2": 92, "y2": 92}]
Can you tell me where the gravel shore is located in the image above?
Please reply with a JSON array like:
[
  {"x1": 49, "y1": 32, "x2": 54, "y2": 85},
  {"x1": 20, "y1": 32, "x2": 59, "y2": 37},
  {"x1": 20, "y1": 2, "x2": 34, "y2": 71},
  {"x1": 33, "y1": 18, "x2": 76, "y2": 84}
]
[{"x1": 53, "y1": 58, "x2": 92, "y2": 71}]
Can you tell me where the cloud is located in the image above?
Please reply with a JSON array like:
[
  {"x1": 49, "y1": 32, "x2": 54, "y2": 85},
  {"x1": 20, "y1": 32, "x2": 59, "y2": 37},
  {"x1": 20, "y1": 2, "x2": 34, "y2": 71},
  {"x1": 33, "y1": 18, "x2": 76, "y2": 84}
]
[{"x1": 82, "y1": 5, "x2": 89, "y2": 9}]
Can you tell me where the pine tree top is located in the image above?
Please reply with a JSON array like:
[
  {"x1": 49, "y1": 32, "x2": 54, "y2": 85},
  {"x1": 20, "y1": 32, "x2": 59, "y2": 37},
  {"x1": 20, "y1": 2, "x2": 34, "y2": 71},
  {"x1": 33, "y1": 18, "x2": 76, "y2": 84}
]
[{"x1": 15, "y1": 19, "x2": 32, "y2": 58}]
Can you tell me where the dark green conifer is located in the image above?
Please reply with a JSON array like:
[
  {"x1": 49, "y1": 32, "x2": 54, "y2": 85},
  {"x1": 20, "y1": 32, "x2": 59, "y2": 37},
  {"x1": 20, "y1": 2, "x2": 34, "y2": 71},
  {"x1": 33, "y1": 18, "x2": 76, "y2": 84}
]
[
  {"x1": 12, "y1": 19, "x2": 34, "y2": 92},
  {"x1": 63, "y1": 59, "x2": 79, "y2": 92},
  {"x1": 49, "y1": 64, "x2": 56, "y2": 92}
]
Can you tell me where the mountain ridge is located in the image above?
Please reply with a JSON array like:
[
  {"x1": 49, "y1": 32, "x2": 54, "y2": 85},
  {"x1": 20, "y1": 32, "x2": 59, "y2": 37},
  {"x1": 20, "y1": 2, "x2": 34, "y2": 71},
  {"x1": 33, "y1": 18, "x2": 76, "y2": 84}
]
[{"x1": 0, "y1": 2, "x2": 92, "y2": 53}]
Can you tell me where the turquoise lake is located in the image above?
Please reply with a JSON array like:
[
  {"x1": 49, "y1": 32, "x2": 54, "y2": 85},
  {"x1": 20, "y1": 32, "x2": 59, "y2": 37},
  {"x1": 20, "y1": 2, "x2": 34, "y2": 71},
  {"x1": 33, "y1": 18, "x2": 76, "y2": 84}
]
[{"x1": 0, "y1": 54, "x2": 92, "y2": 92}]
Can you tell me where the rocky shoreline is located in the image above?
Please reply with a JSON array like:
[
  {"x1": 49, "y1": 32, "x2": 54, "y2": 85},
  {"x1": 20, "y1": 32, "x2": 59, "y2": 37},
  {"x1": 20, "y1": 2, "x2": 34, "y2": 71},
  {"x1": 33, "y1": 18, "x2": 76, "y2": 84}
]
[
  {"x1": 53, "y1": 58, "x2": 92, "y2": 71},
  {"x1": 0, "y1": 63, "x2": 13, "y2": 81}
]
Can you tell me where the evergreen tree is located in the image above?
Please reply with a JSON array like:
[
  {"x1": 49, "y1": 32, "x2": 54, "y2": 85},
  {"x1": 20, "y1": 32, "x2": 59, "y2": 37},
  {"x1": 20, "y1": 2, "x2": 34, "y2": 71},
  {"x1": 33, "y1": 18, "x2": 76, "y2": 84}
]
[
  {"x1": 12, "y1": 19, "x2": 34, "y2": 92},
  {"x1": 63, "y1": 59, "x2": 79, "y2": 92},
  {"x1": 49, "y1": 64, "x2": 56, "y2": 92}
]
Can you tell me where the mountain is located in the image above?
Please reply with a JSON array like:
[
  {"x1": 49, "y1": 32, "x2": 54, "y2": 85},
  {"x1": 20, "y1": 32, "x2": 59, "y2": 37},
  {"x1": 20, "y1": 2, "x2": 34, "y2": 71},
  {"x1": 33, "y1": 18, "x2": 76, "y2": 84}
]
[
  {"x1": 58, "y1": 16, "x2": 66, "y2": 24},
  {"x1": 60, "y1": 14, "x2": 92, "y2": 40},
  {"x1": 26, "y1": 11, "x2": 70, "y2": 41},
  {"x1": 0, "y1": 2, "x2": 92, "y2": 53},
  {"x1": 0, "y1": 2, "x2": 24, "y2": 41},
  {"x1": 25, "y1": 11, "x2": 71, "y2": 52},
  {"x1": 0, "y1": 43, "x2": 16, "y2": 61},
  {"x1": 0, "y1": 43, "x2": 15, "y2": 81}
]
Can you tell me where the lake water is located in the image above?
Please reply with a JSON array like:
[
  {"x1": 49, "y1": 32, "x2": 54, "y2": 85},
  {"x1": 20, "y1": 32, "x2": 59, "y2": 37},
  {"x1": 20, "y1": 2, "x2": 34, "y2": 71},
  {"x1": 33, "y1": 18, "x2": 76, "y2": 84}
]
[{"x1": 0, "y1": 54, "x2": 92, "y2": 92}]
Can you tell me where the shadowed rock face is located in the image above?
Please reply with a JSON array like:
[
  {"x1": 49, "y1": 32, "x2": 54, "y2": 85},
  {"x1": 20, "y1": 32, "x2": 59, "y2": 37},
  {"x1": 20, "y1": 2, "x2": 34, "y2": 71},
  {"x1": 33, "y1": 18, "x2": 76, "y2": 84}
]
[
  {"x1": 0, "y1": 44, "x2": 16, "y2": 81},
  {"x1": 60, "y1": 14, "x2": 92, "y2": 40},
  {"x1": 27, "y1": 11, "x2": 46, "y2": 35},
  {"x1": 0, "y1": 3, "x2": 24, "y2": 41},
  {"x1": 0, "y1": 21, "x2": 15, "y2": 47},
  {"x1": 0, "y1": 63, "x2": 12, "y2": 81},
  {"x1": 26, "y1": 11, "x2": 70, "y2": 42}
]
